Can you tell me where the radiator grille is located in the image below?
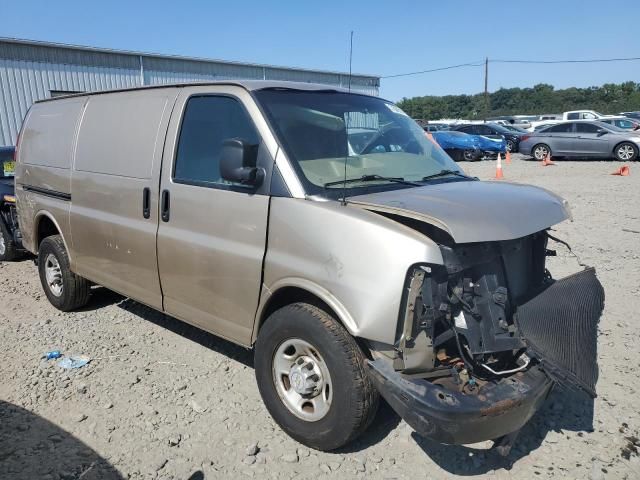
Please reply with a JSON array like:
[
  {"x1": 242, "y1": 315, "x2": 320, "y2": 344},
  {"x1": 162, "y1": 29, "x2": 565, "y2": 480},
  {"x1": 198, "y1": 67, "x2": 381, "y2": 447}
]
[{"x1": 515, "y1": 268, "x2": 604, "y2": 397}]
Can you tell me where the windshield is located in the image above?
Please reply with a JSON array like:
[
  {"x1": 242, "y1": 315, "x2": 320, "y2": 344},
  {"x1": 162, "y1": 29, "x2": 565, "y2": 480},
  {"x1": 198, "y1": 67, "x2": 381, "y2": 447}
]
[
  {"x1": 254, "y1": 90, "x2": 463, "y2": 197},
  {"x1": 487, "y1": 123, "x2": 515, "y2": 135}
]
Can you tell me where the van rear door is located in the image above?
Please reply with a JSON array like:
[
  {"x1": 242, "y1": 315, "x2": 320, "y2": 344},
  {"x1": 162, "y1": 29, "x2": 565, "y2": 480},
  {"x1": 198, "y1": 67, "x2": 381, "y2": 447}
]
[
  {"x1": 156, "y1": 86, "x2": 273, "y2": 345},
  {"x1": 70, "y1": 89, "x2": 178, "y2": 309}
]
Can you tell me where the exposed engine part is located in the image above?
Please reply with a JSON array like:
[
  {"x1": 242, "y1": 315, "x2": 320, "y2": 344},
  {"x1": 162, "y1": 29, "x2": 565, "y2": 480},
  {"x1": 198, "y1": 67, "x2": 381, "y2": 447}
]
[
  {"x1": 393, "y1": 229, "x2": 604, "y2": 399},
  {"x1": 480, "y1": 353, "x2": 530, "y2": 376}
]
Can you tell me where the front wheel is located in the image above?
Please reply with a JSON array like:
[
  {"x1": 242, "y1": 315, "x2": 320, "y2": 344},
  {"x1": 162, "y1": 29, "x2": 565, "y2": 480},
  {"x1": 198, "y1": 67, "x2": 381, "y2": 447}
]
[
  {"x1": 38, "y1": 235, "x2": 90, "y2": 311},
  {"x1": 614, "y1": 142, "x2": 638, "y2": 161},
  {"x1": 255, "y1": 303, "x2": 379, "y2": 451}
]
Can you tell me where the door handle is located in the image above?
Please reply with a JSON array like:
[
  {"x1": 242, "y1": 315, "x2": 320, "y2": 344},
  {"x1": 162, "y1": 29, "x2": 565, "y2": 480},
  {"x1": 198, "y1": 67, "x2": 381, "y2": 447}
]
[
  {"x1": 142, "y1": 187, "x2": 150, "y2": 219},
  {"x1": 161, "y1": 189, "x2": 170, "y2": 222}
]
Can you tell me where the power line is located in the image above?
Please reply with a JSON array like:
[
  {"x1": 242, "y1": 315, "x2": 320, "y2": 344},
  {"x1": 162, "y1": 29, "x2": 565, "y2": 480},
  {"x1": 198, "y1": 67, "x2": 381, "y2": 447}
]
[
  {"x1": 382, "y1": 56, "x2": 640, "y2": 79},
  {"x1": 492, "y1": 56, "x2": 640, "y2": 64},
  {"x1": 381, "y1": 61, "x2": 484, "y2": 79}
]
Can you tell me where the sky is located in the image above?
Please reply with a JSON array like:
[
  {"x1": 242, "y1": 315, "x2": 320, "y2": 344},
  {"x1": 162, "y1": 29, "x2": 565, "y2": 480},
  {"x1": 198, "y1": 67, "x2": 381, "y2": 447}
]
[{"x1": 2, "y1": 0, "x2": 640, "y2": 101}]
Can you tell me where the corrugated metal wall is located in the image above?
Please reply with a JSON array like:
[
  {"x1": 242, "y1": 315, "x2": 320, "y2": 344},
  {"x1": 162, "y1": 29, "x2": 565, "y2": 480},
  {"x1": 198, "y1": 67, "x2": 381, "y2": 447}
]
[{"x1": 0, "y1": 39, "x2": 380, "y2": 146}]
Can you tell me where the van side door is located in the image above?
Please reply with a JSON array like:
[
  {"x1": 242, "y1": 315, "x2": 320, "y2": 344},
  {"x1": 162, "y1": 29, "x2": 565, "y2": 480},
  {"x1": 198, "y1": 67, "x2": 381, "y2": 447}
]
[
  {"x1": 156, "y1": 86, "x2": 275, "y2": 345},
  {"x1": 70, "y1": 89, "x2": 178, "y2": 309}
]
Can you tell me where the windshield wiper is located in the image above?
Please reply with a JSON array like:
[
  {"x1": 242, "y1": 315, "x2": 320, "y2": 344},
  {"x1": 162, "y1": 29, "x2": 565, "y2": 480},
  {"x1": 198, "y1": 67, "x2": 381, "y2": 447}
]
[
  {"x1": 421, "y1": 169, "x2": 474, "y2": 181},
  {"x1": 324, "y1": 174, "x2": 420, "y2": 188}
]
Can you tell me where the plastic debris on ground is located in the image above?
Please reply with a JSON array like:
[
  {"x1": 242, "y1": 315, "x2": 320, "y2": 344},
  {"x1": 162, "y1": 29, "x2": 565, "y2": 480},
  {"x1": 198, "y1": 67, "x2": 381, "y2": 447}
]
[
  {"x1": 43, "y1": 350, "x2": 62, "y2": 360},
  {"x1": 57, "y1": 355, "x2": 91, "y2": 369}
]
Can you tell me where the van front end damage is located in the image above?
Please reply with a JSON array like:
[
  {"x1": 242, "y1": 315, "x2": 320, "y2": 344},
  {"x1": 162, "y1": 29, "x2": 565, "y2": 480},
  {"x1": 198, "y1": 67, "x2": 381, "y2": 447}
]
[{"x1": 368, "y1": 231, "x2": 604, "y2": 450}]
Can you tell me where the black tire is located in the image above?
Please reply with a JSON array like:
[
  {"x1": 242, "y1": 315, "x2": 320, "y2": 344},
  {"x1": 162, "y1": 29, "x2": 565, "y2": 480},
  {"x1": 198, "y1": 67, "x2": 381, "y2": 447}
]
[
  {"x1": 255, "y1": 303, "x2": 379, "y2": 451},
  {"x1": 463, "y1": 149, "x2": 478, "y2": 161},
  {"x1": 0, "y1": 218, "x2": 18, "y2": 262},
  {"x1": 532, "y1": 143, "x2": 551, "y2": 161},
  {"x1": 506, "y1": 140, "x2": 515, "y2": 152},
  {"x1": 38, "y1": 235, "x2": 90, "y2": 311},
  {"x1": 613, "y1": 142, "x2": 638, "y2": 161}
]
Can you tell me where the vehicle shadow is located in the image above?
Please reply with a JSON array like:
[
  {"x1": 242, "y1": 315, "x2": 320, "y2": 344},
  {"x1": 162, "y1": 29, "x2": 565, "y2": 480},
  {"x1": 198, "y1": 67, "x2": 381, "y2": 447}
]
[
  {"x1": 115, "y1": 295, "x2": 253, "y2": 368},
  {"x1": 0, "y1": 399, "x2": 124, "y2": 479},
  {"x1": 86, "y1": 290, "x2": 595, "y2": 464},
  {"x1": 411, "y1": 386, "x2": 594, "y2": 475},
  {"x1": 336, "y1": 400, "x2": 402, "y2": 454}
]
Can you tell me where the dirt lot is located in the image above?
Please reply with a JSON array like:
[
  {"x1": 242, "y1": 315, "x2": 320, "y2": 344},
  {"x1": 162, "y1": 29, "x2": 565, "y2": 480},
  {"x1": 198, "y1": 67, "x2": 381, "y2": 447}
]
[{"x1": 1, "y1": 154, "x2": 639, "y2": 480}]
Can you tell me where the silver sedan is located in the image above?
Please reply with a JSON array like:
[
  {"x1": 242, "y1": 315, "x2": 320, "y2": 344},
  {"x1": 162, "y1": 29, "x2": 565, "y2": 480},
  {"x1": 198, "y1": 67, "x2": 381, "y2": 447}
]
[{"x1": 519, "y1": 121, "x2": 640, "y2": 161}]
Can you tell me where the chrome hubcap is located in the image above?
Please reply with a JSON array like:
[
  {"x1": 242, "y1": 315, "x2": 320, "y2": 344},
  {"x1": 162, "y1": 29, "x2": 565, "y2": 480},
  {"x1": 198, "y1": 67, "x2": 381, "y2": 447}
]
[
  {"x1": 44, "y1": 253, "x2": 63, "y2": 297},
  {"x1": 272, "y1": 338, "x2": 333, "y2": 422},
  {"x1": 618, "y1": 145, "x2": 634, "y2": 160},
  {"x1": 0, "y1": 233, "x2": 5, "y2": 256}
]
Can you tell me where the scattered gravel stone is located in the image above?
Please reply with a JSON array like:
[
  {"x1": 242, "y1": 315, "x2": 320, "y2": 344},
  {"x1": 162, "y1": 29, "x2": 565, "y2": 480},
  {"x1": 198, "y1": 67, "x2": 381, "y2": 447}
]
[
  {"x1": 168, "y1": 434, "x2": 182, "y2": 446},
  {"x1": 245, "y1": 442, "x2": 259, "y2": 456},
  {"x1": 280, "y1": 453, "x2": 298, "y2": 463}
]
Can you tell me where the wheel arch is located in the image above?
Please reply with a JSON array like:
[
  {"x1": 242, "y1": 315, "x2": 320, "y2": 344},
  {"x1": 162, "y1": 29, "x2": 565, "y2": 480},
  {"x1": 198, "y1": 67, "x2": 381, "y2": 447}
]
[
  {"x1": 252, "y1": 279, "x2": 359, "y2": 345},
  {"x1": 33, "y1": 211, "x2": 68, "y2": 254}
]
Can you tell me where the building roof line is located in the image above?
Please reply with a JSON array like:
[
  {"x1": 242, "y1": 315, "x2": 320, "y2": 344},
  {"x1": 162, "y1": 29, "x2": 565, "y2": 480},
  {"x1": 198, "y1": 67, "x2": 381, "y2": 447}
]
[{"x1": 0, "y1": 36, "x2": 380, "y2": 80}]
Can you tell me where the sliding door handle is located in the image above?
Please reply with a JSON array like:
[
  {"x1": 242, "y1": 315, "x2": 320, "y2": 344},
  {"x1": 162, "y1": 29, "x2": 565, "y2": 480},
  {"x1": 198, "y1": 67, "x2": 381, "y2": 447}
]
[
  {"x1": 161, "y1": 189, "x2": 170, "y2": 222},
  {"x1": 142, "y1": 187, "x2": 150, "y2": 219}
]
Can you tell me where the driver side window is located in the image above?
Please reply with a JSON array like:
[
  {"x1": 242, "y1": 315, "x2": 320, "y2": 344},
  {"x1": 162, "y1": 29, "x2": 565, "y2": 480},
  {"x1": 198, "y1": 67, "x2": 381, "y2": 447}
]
[{"x1": 174, "y1": 95, "x2": 260, "y2": 186}]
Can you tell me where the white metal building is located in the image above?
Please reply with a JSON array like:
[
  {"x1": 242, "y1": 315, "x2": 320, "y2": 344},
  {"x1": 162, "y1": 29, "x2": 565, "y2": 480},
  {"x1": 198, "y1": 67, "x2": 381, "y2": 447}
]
[{"x1": 0, "y1": 37, "x2": 380, "y2": 146}]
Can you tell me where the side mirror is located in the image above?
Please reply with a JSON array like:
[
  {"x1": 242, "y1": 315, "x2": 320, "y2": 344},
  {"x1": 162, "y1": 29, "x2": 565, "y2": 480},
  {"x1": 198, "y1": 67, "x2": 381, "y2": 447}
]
[
  {"x1": 219, "y1": 138, "x2": 264, "y2": 187},
  {"x1": 596, "y1": 128, "x2": 608, "y2": 137}
]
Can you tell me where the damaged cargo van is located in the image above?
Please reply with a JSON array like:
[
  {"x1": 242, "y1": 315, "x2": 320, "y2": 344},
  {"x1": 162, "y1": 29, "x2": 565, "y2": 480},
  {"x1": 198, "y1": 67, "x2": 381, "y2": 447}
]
[{"x1": 15, "y1": 81, "x2": 604, "y2": 453}]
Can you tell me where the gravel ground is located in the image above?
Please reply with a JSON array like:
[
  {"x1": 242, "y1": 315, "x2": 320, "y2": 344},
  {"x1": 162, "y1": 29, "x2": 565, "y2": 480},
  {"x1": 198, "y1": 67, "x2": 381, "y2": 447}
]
[{"x1": 1, "y1": 154, "x2": 639, "y2": 480}]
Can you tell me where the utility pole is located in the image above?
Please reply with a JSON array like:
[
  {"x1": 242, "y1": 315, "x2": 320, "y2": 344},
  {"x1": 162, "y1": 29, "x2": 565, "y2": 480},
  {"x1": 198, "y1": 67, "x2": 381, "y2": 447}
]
[{"x1": 484, "y1": 57, "x2": 489, "y2": 121}]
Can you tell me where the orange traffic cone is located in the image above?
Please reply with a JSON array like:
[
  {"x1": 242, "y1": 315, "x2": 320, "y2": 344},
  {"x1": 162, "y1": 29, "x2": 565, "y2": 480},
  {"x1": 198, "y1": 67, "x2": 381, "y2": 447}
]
[
  {"x1": 541, "y1": 153, "x2": 555, "y2": 166},
  {"x1": 505, "y1": 150, "x2": 512, "y2": 164},
  {"x1": 495, "y1": 153, "x2": 504, "y2": 179},
  {"x1": 611, "y1": 165, "x2": 630, "y2": 176}
]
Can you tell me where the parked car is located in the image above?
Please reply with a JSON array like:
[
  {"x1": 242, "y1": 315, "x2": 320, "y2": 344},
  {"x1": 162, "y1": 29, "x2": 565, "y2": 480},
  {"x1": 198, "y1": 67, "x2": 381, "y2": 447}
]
[
  {"x1": 15, "y1": 81, "x2": 603, "y2": 453},
  {"x1": 619, "y1": 111, "x2": 640, "y2": 121},
  {"x1": 561, "y1": 110, "x2": 612, "y2": 121},
  {"x1": 597, "y1": 116, "x2": 640, "y2": 130},
  {"x1": 452, "y1": 122, "x2": 523, "y2": 152},
  {"x1": 501, "y1": 124, "x2": 529, "y2": 134},
  {"x1": 519, "y1": 120, "x2": 640, "y2": 161},
  {"x1": 0, "y1": 146, "x2": 22, "y2": 261},
  {"x1": 423, "y1": 122, "x2": 450, "y2": 132},
  {"x1": 431, "y1": 130, "x2": 481, "y2": 161},
  {"x1": 533, "y1": 121, "x2": 560, "y2": 132}
]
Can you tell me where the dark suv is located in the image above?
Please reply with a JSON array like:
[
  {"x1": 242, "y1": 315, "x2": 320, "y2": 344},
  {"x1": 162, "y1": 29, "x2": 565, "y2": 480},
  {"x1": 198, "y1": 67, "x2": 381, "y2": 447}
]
[
  {"x1": 1, "y1": 146, "x2": 21, "y2": 261},
  {"x1": 453, "y1": 122, "x2": 524, "y2": 152}
]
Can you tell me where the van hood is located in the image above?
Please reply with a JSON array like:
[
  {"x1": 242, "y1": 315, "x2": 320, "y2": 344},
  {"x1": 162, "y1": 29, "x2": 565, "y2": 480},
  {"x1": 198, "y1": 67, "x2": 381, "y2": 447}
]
[{"x1": 348, "y1": 180, "x2": 571, "y2": 243}]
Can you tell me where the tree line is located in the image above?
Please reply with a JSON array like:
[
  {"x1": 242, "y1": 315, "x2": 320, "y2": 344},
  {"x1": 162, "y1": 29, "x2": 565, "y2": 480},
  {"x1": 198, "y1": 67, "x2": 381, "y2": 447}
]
[{"x1": 397, "y1": 81, "x2": 640, "y2": 120}]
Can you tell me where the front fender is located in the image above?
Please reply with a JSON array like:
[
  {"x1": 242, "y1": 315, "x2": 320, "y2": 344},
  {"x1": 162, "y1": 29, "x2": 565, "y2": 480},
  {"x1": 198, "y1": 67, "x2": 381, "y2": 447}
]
[{"x1": 262, "y1": 197, "x2": 443, "y2": 344}]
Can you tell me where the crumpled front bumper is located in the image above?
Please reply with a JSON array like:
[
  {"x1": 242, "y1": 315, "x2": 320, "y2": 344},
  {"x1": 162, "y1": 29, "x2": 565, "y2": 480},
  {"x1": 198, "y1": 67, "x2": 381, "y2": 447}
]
[{"x1": 368, "y1": 359, "x2": 553, "y2": 445}]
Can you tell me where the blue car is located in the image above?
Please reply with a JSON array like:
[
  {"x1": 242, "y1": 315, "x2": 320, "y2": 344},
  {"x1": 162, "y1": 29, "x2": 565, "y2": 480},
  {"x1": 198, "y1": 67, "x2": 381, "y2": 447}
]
[{"x1": 432, "y1": 131, "x2": 506, "y2": 161}]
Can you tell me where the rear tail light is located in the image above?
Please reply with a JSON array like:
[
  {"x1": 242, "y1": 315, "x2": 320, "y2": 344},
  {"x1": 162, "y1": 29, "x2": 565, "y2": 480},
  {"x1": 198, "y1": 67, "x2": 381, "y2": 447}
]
[{"x1": 521, "y1": 135, "x2": 531, "y2": 142}]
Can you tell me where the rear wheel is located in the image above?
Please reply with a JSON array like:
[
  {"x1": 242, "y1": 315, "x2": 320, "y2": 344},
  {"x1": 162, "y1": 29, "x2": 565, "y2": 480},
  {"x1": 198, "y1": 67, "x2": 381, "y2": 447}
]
[
  {"x1": 506, "y1": 139, "x2": 515, "y2": 152},
  {"x1": 614, "y1": 142, "x2": 637, "y2": 161},
  {"x1": 532, "y1": 143, "x2": 550, "y2": 161},
  {"x1": 38, "y1": 235, "x2": 90, "y2": 311},
  {"x1": 255, "y1": 303, "x2": 378, "y2": 451},
  {"x1": 463, "y1": 149, "x2": 480, "y2": 161},
  {"x1": 0, "y1": 219, "x2": 18, "y2": 261}
]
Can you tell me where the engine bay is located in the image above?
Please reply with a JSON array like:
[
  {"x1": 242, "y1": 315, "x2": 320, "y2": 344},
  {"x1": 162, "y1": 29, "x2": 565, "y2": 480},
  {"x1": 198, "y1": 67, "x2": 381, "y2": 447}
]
[{"x1": 393, "y1": 229, "x2": 604, "y2": 398}]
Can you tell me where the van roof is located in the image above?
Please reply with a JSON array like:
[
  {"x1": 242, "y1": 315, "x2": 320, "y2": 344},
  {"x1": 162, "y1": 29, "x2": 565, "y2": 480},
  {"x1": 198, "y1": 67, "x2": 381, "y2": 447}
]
[{"x1": 34, "y1": 80, "x2": 366, "y2": 103}]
